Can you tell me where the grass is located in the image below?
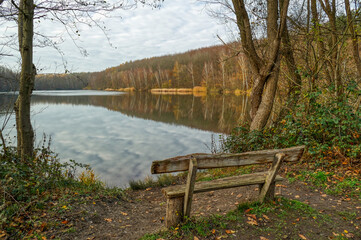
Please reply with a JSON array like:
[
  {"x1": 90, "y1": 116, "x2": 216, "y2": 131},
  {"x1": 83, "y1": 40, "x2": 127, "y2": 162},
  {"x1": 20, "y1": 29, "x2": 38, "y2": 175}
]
[
  {"x1": 140, "y1": 197, "x2": 330, "y2": 240},
  {"x1": 128, "y1": 174, "x2": 184, "y2": 190},
  {"x1": 286, "y1": 169, "x2": 361, "y2": 199}
]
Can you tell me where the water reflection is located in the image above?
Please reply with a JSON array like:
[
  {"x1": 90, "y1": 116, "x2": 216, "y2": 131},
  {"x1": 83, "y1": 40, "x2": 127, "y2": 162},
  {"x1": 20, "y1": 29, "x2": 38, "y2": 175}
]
[
  {"x1": 0, "y1": 91, "x2": 248, "y2": 186},
  {"x1": 29, "y1": 91, "x2": 249, "y2": 134}
]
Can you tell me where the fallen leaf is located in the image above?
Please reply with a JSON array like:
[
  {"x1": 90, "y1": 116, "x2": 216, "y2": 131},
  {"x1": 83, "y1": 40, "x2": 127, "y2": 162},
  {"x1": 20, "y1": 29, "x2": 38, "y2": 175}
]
[
  {"x1": 246, "y1": 214, "x2": 257, "y2": 220},
  {"x1": 120, "y1": 211, "x2": 128, "y2": 216},
  {"x1": 247, "y1": 218, "x2": 258, "y2": 226},
  {"x1": 104, "y1": 218, "x2": 112, "y2": 222},
  {"x1": 244, "y1": 208, "x2": 253, "y2": 213},
  {"x1": 236, "y1": 194, "x2": 242, "y2": 198},
  {"x1": 298, "y1": 234, "x2": 307, "y2": 240},
  {"x1": 216, "y1": 235, "x2": 228, "y2": 239},
  {"x1": 194, "y1": 237, "x2": 199, "y2": 240},
  {"x1": 40, "y1": 222, "x2": 47, "y2": 232},
  {"x1": 262, "y1": 214, "x2": 270, "y2": 221},
  {"x1": 211, "y1": 229, "x2": 216, "y2": 234},
  {"x1": 346, "y1": 233, "x2": 354, "y2": 238},
  {"x1": 61, "y1": 220, "x2": 69, "y2": 224},
  {"x1": 146, "y1": 187, "x2": 152, "y2": 191},
  {"x1": 260, "y1": 237, "x2": 269, "y2": 240}
]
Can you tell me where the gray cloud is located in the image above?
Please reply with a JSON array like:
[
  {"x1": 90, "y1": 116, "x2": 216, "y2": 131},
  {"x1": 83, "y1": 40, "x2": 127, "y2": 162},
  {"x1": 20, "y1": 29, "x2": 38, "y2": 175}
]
[{"x1": 1, "y1": 0, "x2": 232, "y2": 73}]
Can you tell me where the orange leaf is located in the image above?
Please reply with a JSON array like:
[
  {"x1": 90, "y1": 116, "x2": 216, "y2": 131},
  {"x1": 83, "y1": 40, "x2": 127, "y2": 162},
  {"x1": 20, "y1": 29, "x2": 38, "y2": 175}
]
[
  {"x1": 225, "y1": 229, "x2": 235, "y2": 234},
  {"x1": 120, "y1": 211, "x2": 128, "y2": 216},
  {"x1": 104, "y1": 218, "x2": 112, "y2": 222},
  {"x1": 260, "y1": 237, "x2": 269, "y2": 240},
  {"x1": 246, "y1": 214, "x2": 257, "y2": 220},
  {"x1": 61, "y1": 220, "x2": 69, "y2": 224},
  {"x1": 244, "y1": 208, "x2": 253, "y2": 213},
  {"x1": 299, "y1": 234, "x2": 307, "y2": 240},
  {"x1": 211, "y1": 229, "x2": 216, "y2": 234}
]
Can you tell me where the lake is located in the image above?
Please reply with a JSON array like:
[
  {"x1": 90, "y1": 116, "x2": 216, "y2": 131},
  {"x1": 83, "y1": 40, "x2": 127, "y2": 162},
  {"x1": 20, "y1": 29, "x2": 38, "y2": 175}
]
[{"x1": 0, "y1": 90, "x2": 249, "y2": 187}]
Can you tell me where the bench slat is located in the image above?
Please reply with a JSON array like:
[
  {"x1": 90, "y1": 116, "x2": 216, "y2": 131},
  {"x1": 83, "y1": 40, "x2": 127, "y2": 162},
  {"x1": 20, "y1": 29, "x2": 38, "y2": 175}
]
[
  {"x1": 163, "y1": 172, "x2": 284, "y2": 198},
  {"x1": 151, "y1": 146, "x2": 305, "y2": 174}
]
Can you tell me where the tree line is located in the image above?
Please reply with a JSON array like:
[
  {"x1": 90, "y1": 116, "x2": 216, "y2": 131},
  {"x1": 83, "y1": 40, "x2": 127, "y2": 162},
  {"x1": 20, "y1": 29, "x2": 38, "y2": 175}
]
[{"x1": 0, "y1": 66, "x2": 18, "y2": 92}]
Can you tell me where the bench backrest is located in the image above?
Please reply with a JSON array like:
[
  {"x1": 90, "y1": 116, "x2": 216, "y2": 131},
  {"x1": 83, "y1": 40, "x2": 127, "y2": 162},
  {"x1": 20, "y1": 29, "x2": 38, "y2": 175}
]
[{"x1": 151, "y1": 145, "x2": 305, "y2": 174}]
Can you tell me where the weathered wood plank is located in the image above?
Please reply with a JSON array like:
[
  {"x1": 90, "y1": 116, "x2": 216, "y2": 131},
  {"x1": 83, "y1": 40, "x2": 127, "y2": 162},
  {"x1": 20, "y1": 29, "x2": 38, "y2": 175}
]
[
  {"x1": 151, "y1": 146, "x2": 305, "y2": 174},
  {"x1": 163, "y1": 172, "x2": 284, "y2": 199},
  {"x1": 259, "y1": 153, "x2": 285, "y2": 203},
  {"x1": 183, "y1": 158, "x2": 198, "y2": 218}
]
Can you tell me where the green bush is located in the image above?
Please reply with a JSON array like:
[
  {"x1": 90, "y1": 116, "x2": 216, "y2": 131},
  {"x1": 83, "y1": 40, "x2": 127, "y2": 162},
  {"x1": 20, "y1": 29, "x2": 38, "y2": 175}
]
[{"x1": 223, "y1": 91, "x2": 361, "y2": 165}]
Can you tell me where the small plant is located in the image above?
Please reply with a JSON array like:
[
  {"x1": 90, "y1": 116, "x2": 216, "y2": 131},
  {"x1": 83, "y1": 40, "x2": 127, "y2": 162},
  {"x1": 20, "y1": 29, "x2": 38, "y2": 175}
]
[{"x1": 79, "y1": 169, "x2": 102, "y2": 186}]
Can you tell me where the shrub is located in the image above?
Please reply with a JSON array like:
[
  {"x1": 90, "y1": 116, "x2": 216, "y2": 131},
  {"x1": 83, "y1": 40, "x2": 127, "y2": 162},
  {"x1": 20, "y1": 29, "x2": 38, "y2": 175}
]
[{"x1": 223, "y1": 91, "x2": 361, "y2": 167}]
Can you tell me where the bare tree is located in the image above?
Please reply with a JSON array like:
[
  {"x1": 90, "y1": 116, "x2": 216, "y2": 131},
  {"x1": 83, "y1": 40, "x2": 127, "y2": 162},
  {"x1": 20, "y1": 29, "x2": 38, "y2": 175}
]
[
  {"x1": 0, "y1": 0, "x2": 160, "y2": 161},
  {"x1": 231, "y1": 0, "x2": 290, "y2": 130}
]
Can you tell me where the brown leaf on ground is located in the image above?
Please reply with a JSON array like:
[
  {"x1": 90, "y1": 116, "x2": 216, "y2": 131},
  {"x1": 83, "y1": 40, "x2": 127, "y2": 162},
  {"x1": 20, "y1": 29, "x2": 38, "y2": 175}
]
[
  {"x1": 246, "y1": 214, "x2": 257, "y2": 220},
  {"x1": 104, "y1": 218, "x2": 112, "y2": 222},
  {"x1": 260, "y1": 237, "x2": 269, "y2": 240},
  {"x1": 244, "y1": 208, "x2": 253, "y2": 213},
  {"x1": 225, "y1": 229, "x2": 235, "y2": 234},
  {"x1": 247, "y1": 218, "x2": 258, "y2": 226},
  {"x1": 299, "y1": 234, "x2": 307, "y2": 239}
]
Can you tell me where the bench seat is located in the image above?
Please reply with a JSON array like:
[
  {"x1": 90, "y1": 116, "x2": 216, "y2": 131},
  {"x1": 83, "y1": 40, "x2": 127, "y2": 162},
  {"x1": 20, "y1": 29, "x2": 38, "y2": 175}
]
[{"x1": 163, "y1": 171, "x2": 284, "y2": 199}]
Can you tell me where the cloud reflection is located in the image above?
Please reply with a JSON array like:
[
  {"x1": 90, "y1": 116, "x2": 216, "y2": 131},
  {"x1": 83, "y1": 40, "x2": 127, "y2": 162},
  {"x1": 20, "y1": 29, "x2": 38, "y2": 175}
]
[{"x1": 31, "y1": 102, "x2": 215, "y2": 187}]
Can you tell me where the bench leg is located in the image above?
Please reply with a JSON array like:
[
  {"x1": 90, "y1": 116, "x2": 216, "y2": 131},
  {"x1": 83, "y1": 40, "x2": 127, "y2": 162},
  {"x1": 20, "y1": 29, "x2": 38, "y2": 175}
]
[
  {"x1": 259, "y1": 183, "x2": 275, "y2": 201},
  {"x1": 166, "y1": 196, "x2": 184, "y2": 228}
]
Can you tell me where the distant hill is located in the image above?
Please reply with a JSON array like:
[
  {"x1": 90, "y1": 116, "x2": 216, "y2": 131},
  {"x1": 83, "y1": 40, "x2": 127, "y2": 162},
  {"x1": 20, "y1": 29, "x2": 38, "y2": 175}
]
[{"x1": 34, "y1": 43, "x2": 250, "y2": 92}]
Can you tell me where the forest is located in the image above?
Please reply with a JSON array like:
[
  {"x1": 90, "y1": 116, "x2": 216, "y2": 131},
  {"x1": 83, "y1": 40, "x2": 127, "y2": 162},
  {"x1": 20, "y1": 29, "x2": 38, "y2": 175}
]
[
  {"x1": 21, "y1": 43, "x2": 245, "y2": 92},
  {"x1": 0, "y1": 66, "x2": 18, "y2": 92}
]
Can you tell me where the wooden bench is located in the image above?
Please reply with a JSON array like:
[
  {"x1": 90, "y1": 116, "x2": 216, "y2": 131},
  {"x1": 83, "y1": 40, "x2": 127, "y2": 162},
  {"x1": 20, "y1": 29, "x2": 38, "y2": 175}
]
[{"x1": 151, "y1": 145, "x2": 305, "y2": 227}]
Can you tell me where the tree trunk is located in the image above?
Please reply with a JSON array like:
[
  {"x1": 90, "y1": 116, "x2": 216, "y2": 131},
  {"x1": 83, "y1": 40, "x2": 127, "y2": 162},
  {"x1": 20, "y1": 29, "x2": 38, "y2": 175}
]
[
  {"x1": 232, "y1": 0, "x2": 289, "y2": 131},
  {"x1": 345, "y1": 0, "x2": 361, "y2": 77},
  {"x1": 278, "y1": 2, "x2": 302, "y2": 120},
  {"x1": 16, "y1": 0, "x2": 35, "y2": 161},
  {"x1": 250, "y1": 64, "x2": 280, "y2": 130}
]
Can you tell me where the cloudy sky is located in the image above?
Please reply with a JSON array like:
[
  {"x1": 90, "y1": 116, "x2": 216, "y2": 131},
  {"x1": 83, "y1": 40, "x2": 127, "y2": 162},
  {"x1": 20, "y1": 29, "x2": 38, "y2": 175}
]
[{"x1": 1, "y1": 0, "x2": 237, "y2": 73}]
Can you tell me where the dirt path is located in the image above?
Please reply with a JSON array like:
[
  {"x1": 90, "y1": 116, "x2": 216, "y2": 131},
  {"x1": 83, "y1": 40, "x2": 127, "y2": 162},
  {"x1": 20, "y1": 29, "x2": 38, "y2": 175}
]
[{"x1": 55, "y1": 178, "x2": 361, "y2": 240}]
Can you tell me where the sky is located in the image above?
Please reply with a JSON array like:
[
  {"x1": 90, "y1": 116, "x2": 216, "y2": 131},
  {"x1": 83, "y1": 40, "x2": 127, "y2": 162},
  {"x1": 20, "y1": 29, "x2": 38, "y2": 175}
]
[{"x1": 0, "y1": 0, "x2": 236, "y2": 73}]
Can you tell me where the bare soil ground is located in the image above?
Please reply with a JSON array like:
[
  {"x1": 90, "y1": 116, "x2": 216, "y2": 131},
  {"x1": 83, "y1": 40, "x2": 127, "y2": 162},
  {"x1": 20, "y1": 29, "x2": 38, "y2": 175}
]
[{"x1": 41, "y1": 174, "x2": 361, "y2": 240}]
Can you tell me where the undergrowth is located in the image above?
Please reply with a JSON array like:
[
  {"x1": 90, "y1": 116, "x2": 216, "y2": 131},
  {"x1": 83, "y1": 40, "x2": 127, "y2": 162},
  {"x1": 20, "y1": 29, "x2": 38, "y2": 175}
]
[
  {"x1": 0, "y1": 146, "x2": 124, "y2": 239},
  {"x1": 223, "y1": 91, "x2": 361, "y2": 168}
]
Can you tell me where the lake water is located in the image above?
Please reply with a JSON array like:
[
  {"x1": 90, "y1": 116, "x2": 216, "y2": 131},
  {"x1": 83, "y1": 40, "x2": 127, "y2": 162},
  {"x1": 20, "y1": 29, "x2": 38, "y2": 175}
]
[{"x1": 0, "y1": 90, "x2": 248, "y2": 186}]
